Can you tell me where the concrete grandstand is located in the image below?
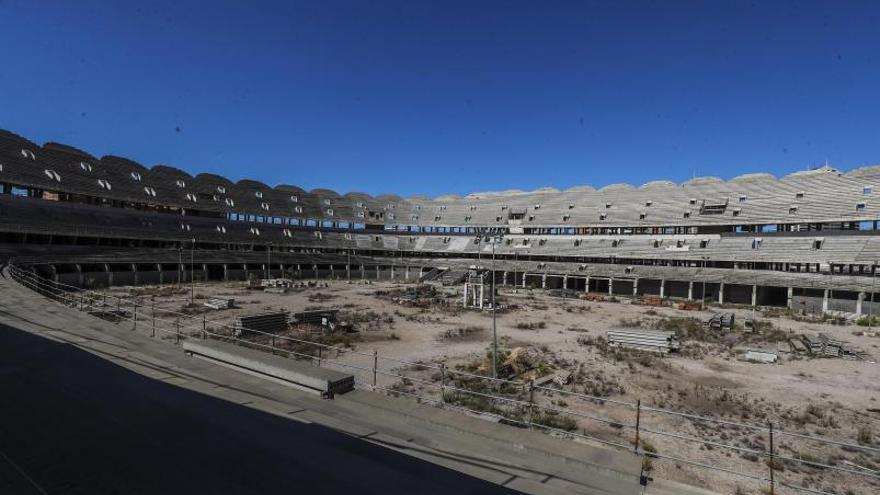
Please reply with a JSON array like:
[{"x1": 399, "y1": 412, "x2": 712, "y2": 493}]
[{"x1": 3, "y1": 128, "x2": 880, "y2": 317}]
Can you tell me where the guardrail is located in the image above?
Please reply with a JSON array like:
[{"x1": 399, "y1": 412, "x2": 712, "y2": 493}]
[{"x1": 7, "y1": 263, "x2": 880, "y2": 495}]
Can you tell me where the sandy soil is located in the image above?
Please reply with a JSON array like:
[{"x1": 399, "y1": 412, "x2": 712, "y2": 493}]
[{"x1": 104, "y1": 279, "x2": 880, "y2": 495}]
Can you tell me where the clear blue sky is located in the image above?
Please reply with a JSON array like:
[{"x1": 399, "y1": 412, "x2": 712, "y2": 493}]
[{"x1": 2, "y1": 1, "x2": 879, "y2": 197}]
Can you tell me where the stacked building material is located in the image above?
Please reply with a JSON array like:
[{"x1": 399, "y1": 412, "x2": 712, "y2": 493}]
[
  {"x1": 607, "y1": 329, "x2": 680, "y2": 353},
  {"x1": 234, "y1": 311, "x2": 288, "y2": 337}
]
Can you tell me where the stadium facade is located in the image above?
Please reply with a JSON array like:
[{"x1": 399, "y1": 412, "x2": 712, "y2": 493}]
[{"x1": 3, "y1": 128, "x2": 880, "y2": 315}]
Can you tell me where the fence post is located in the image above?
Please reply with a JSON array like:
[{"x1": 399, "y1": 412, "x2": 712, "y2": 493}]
[
  {"x1": 151, "y1": 302, "x2": 156, "y2": 338},
  {"x1": 769, "y1": 422, "x2": 775, "y2": 495},
  {"x1": 176, "y1": 318, "x2": 180, "y2": 344},
  {"x1": 527, "y1": 378, "x2": 536, "y2": 429},
  {"x1": 439, "y1": 363, "x2": 447, "y2": 403},
  {"x1": 634, "y1": 399, "x2": 642, "y2": 453},
  {"x1": 372, "y1": 350, "x2": 378, "y2": 390}
]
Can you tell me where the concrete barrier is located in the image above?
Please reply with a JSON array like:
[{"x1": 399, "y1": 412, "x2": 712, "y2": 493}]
[{"x1": 183, "y1": 339, "x2": 354, "y2": 397}]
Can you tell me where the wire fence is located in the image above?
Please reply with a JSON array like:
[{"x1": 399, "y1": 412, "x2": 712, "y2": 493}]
[{"x1": 7, "y1": 263, "x2": 880, "y2": 495}]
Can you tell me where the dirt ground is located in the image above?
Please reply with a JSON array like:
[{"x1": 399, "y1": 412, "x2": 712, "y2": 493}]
[{"x1": 105, "y1": 279, "x2": 880, "y2": 495}]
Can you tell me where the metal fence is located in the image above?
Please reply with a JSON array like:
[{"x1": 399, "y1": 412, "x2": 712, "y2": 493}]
[{"x1": 7, "y1": 264, "x2": 880, "y2": 495}]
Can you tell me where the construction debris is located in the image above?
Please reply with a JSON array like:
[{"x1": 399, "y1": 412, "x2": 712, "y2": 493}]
[
  {"x1": 203, "y1": 297, "x2": 234, "y2": 310},
  {"x1": 292, "y1": 309, "x2": 339, "y2": 330},
  {"x1": 704, "y1": 312, "x2": 735, "y2": 331}
]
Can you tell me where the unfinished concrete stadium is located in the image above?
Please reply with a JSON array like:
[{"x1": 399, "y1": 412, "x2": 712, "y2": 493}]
[{"x1": 2, "y1": 128, "x2": 880, "y2": 495}]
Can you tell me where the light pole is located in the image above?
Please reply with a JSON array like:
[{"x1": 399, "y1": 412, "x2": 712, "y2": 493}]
[
  {"x1": 190, "y1": 238, "x2": 195, "y2": 305},
  {"x1": 490, "y1": 234, "x2": 502, "y2": 380}
]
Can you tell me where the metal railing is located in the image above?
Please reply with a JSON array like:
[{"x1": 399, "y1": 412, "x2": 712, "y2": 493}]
[{"x1": 7, "y1": 264, "x2": 880, "y2": 495}]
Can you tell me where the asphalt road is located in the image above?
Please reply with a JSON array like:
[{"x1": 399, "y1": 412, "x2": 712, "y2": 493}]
[{"x1": 0, "y1": 325, "x2": 520, "y2": 494}]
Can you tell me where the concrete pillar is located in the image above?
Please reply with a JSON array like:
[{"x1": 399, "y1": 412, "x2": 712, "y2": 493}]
[
  {"x1": 857, "y1": 292, "x2": 866, "y2": 316},
  {"x1": 463, "y1": 283, "x2": 468, "y2": 306},
  {"x1": 390, "y1": 265, "x2": 394, "y2": 280},
  {"x1": 787, "y1": 287, "x2": 793, "y2": 309},
  {"x1": 296, "y1": 264, "x2": 302, "y2": 278},
  {"x1": 202, "y1": 263, "x2": 208, "y2": 282},
  {"x1": 419, "y1": 267, "x2": 424, "y2": 279},
  {"x1": 687, "y1": 281, "x2": 694, "y2": 300},
  {"x1": 223, "y1": 264, "x2": 228, "y2": 281},
  {"x1": 360, "y1": 265, "x2": 365, "y2": 280},
  {"x1": 563, "y1": 274, "x2": 568, "y2": 290},
  {"x1": 131, "y1": 263, "x2": 138, "y2": 286},
  {"x1": 541, "y1": 273, "x2": 547, "y2": 289},
  {"x1": 104, "y1": 263, "x2": 113, "y2": 287},
  {"x1": 585, "y1": 276, "x2": 590, "y2": 293},
  {"x1": 75, "y1": 264, "x2": 83, "y2": 287},
  {"x1": 608, "y1": 277, "x2": 614, "y2": 296},
  {"x1": 523, "y1": 273, "x2": 527, "y2": 288},
  {"x1": 822, "y1": 289, "x2": 829, "y2": 312},
  {"x1": 405, "y1": 266, "x2": 410, "y2": 281},
  {"x1": 751, "y1": 284, "x2": 757, "y2": 307},
  {"x1": 479, "y1": 283, "x2": 485, "y2": 309},
  {"x1": 502, "y1": 271, "x2": 508, "y2": 286},
  {"x1": 375, "y1": 265, "x2": 380, "y2": 279},
  {"x1": 157, "y1": 263, "x2": 164, "y2": 285},
  {"x1": 330, "y1": 264, "x2": 335, "y2": 279},
  {"x1": 632, "y1": 278, "x2": 639, "y2": 296},
  {"x1": 659, "y1": 279, "x2": 665, "y2": 298},
  {"x1": 718, "y1": 282, "x2": 725, "y2": 304}
]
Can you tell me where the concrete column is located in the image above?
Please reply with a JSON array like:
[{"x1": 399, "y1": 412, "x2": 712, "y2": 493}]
[
  {"x1": 360, "y1": 265, "x2": 365, "y2": 280},
  {"x1": 157, "y1": 263, "x2": 164, "y2": 285},
  {"x1": 419, "y1": 267, "x2": 424, "y2": 279},
  {"x1": 330, "y1": 265, "x2": 335, "y2": 279},
  {"x1": 751, "y1": 285, "x2": 757, "y2": 306},
  {"x1": 202, "y1": 263, "x2": 208, "y2": 282},
  {"x1": 822, "y1": 289, "x2": 829, "y2": 312},
  {"x1": 75, "y1": 264, "x2": 83, "y2": 287},
  {"x1": 131, "y1": 263, "x2": 138, "y2": 286},
  {"x1": 463, "y1": 283, "x2": 468, "y2": 306},
  {"x1": 502, "y1": 271, "x2": 508, "y2": 286},
  {"x1": 585, "y1": 276, "x2": 590, "y2": 293},
  {"x1": 718, "y1": 282, "x2": 725, "y2": 304},
  {"x1": 479, "y1": 284, "x2": 484, "y2": 309},
  {"x1": 346, "y1": 264, "x2": 351, "y2": 280},
  {"x1": 563, "y1": 274, "x2": 568, "y2": 290},
  {"x1": 632, "y1": 278, "x2": 639, "y2": 296},
  {"x1": 857, "y1": 292, "x2": 866, "y2": 316},
  {"x1": 787, "y1": 287, "x2": 793, "y2": 309},
  {"x1": 223, "y1": 264, "x2": 228, "y2": 281},
  {"x1": 541, "y1": 273, "x2": 547, "y2": 289},
  {"x1": 608, "y1": 278, "x2": 614, "y2": 296},
  {"x1": 523, "y1": 273, "x2": 527, "y2": 288},
  {"x1": 687, "y1": 281, "x2": 694, "y2": 300},
  {"x1": 405, "y1": 266, "x2": 410, "y2": 281},
  {"x1": 375, "y1": 265, "x2": 380, "y2": 280},
  {"x1": 296, "y1": 264, "x2": 302, "y2": 278},
  {"x1": 659, "y1": 279, "x2": 665, "y2": 298},
  {"x1": 104, "y1": 263, "x2": 113, "y2": 287},
  {"x1": 390, "y1": 265, "x2": 394, "y2": 280}
]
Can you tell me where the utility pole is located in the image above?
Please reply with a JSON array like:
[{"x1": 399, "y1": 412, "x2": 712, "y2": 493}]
[{"x1": 491, "y1": 236, "x2": 498, "y2": 380}]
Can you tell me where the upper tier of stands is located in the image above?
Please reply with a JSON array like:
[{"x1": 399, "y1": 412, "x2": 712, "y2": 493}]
[{"x1": 3, "y1": 128, "x2": 880, "y2": 229}]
